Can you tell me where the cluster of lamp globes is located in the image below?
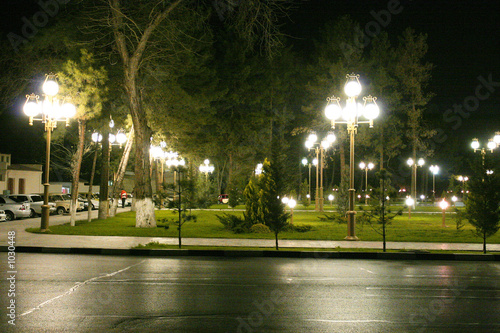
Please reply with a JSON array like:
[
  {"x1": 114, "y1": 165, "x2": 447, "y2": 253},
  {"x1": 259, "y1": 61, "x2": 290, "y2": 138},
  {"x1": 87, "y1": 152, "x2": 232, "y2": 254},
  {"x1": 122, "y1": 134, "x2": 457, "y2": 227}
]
[
  {"x1": 471, "y1": 132, "x2": 500, "y2": 152},
  {"x1": 23, "y1": 76, "x2": 77, "y2": 125},
  {"x1": 305, "y1": 132, "x2": 336, "y2": 150},
  {"x1": 150, "y1": 144, "x2": 185, "y2": 167},
  {"x1": 324, "y1": 74, "x2": 380, "y2": 126},
  {"x1": 199, "y1": 159, "x2": 215, "y2": 174}
]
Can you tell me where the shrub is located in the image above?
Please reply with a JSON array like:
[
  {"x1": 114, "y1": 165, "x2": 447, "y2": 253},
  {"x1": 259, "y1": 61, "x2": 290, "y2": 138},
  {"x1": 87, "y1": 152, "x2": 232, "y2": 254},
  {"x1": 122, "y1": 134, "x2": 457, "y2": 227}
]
[
  {"x1": 250, "y1": 223, "x2": 271, "y2": 233},
  {"x1": 291, "y1": 224, "x2": 313, "y2": 233},
  {"x1": 216, "y1": 213, "x2": 248, "y2": 233}
]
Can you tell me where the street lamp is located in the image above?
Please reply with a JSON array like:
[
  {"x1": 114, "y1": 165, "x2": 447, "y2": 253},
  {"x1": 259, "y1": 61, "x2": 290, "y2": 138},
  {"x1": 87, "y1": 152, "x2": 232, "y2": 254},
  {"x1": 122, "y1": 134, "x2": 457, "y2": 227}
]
[
  {"x1": 405, "y1": 196, "x2": 414, "y2": 219},
  {"x1": 302, "y1": 158, "x2": 312, "y2": 205},
  {"x1": 407, "y1": 157, "x2": 425, "y2": 206},
  {"x1": 328, "y1": 194, "x2": 334, "y2": 207},
  {"x1": 457, "y1": 175, "x2": 469, "y2": 198},
  {"x1": 199, "y1": 159, "x2": 215, "y2": 180},
  {"x1": 305, "y1": 132, "x2": 336, "y2": 212},
  {"x1": 359, "y1": 161, "x2": 374, "y2": 205},
  {"x1": 471, "y1": 136, "x2": 498, "y2": 165},
  {"x1": 429, "y1": 165, "x2": 439, "y2": 200},
  {"x1": 439, "y1": 198, "x2": 449, "y2": 227},
  {"x1": 23, "y1": 74, "x2": 76, "y2": 231},
  {"x1": 325, "y1": 73, "x2": 380, "y2": 240},
  {"x1": 287, "y1": 198, "x2": 296, "y2": 224},
  {"x1": 255, "y1": 163, "x2": 263, "y2": 176}
]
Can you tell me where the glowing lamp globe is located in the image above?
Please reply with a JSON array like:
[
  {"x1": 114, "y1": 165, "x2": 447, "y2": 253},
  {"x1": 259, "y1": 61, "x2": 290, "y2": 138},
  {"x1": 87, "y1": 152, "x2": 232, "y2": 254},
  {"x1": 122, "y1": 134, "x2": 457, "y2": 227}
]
[
  {"x1": 23, "y1": 101, "x2": 41, "y2": 117},
  {"x1": 116, "y1": 132, "x2": 127, "y2": 144},
  {"x1": 363, "y1": 102, "x2": 380, "y2": 120},
  {"x1": 471, "y1": 139, "x2": 480, "y2": 150},
  {"x1": 344, "y1": 80, "x2": 361, "y2": 97},
  {"x1": 42, "y1": 79, "x2": 59, "y2": 96},
  {"x1": 325, "y1": 103, "x2": 342, "y2": 121}
]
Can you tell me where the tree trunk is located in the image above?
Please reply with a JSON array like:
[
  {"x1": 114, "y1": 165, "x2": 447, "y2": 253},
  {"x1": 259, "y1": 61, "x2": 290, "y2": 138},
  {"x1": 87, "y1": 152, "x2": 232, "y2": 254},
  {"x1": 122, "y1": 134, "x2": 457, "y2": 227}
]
[
  {"x1": 98, "y1": 123, "x2": 110, "y2": 219},
  {"x1": 109, "y1": 126, "x2": 134, "y2": 217},
  {"x1": 70, "y1": 120, "x2": 86, "y2": 226},
  {"x1": 483, "y1": 232, "x2": 487, "y2": 254},
  {"x1": 109, "y1": 0, "x2": 182, "y2": 228},
  {"x1": 87, "y1": 146, "x2": 98, "y2": 222},
  {"x1": 275, "y1": 232, "x2": 279, "y2": 250}
]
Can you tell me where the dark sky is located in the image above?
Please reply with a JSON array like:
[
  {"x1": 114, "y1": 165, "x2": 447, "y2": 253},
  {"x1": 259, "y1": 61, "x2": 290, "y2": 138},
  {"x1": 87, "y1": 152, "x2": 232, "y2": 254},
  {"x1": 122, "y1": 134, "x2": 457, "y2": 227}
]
[{"x1": 1, "y1": 0, "x2": 499, "y2": 162}]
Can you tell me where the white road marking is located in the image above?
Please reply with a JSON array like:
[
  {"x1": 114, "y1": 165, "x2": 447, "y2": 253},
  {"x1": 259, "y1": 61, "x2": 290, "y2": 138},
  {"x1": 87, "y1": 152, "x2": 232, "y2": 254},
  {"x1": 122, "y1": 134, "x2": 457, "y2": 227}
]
[{"x1": 20, "y1": 259, "x2": 146, "y2": 317}]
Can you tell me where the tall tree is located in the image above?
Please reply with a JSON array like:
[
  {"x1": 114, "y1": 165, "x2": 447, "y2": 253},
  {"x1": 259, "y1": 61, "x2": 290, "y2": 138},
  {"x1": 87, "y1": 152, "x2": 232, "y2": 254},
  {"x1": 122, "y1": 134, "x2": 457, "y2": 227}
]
[
  {"x1": 57, "y1": 50, "x2": 108, "y2": 226},
  {"x1": 463, "y1": 157, "x2": 500, "y2": 253}
]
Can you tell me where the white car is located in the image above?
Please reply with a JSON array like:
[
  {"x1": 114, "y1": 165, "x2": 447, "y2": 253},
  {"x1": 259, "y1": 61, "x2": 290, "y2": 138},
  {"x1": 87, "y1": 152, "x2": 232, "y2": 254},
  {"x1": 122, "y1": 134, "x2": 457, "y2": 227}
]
[
  {"x1": 78, "y1": 193, "x2": 99, "y2": 210},
  {"x1": 9, "y1": 194, "x2": 56, "y2": 217},
  {"x1": 0, "y1": 196, "x2": 31, "y2": 221},
  {"x1": 0, "y1": 210, "x2": 6, "y2": 222}
]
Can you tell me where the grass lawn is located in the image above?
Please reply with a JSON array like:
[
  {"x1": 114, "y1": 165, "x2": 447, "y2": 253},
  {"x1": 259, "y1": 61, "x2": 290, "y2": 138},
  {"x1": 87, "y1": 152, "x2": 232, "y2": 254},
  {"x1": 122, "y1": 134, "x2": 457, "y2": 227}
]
[{"x1": 27, "y1": 209, "x2": 500, "y2": 244}]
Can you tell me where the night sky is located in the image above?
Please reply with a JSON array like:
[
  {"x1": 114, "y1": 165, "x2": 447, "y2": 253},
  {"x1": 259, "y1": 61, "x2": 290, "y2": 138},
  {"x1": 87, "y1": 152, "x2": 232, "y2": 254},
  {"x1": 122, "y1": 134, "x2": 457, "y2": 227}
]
[{"x1": 1, "y1": 0, "x2": 499, "y2": 164}]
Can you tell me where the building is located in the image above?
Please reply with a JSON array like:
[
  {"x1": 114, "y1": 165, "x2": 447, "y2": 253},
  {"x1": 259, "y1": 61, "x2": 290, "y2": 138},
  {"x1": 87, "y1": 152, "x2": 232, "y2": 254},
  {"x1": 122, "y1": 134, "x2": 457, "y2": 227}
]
[{"x1": 0, "y1": 153, "x2": 44, "y2": 195}]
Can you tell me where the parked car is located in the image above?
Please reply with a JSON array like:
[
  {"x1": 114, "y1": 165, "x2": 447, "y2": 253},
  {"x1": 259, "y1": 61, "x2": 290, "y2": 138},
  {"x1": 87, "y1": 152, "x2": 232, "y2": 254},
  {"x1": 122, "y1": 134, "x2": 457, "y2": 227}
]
[
  {"x1": 47, "y1": 194, "x2": 85, "y2": 215},
  {"x1": 218, "y1": 194, "x2": 229, "y2": 204},
  {"x1": 78, "y1": 193, "x2": 99, "y2": 210},
  {"x1": 0, "y1": 210, "x2": 6, "y2": 222},
  {"x1": 8, "y1": 194, "x2": 56, "y2": 217},
  {"x1": 0, "y1": 196, "x2": 31, "y2": 221}
]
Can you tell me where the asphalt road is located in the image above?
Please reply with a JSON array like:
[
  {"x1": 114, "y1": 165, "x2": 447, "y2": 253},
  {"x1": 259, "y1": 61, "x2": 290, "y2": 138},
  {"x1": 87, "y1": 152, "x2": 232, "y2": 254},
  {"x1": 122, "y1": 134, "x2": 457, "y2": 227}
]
[{"x1": 1, "y1": 254, "x2": 499, "y2": 332}]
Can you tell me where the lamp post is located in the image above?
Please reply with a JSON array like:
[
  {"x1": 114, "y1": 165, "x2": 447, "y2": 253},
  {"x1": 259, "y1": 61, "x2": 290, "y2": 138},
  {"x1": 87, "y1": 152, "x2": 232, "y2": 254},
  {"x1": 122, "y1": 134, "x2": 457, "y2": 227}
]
[
  {"x1": 359, "y1": 161, "x2": 374, "y2": 205},
  {"x1": 255, "y1": 163, "x2": 263, "y2": 176},
  {"x1": 471, "y1": 136, "x2": 498, "y2": 165},
  {"x1": 305, "y1": 132, "x2": 336, "y2": 212},
  {"x1": 302, "y1": 158, "x2": 312, "y2": 205},
  {"x1": 288, "y1": 198, "x2": 296, "y2": 224},
  {"x1": 439, "y1": 198, "x2": 449, "y2": 227},
  {"x1": 429, "y1": 165, "x2": 439, "y2": 201},
  {"x1": 457, "y1": 175, "x2": 469, "y2": 198},
  {"x1": 325, "y1": 73, "x2": 380, "y2": 240},
  {"x1": 23, "y1": 74, "x2": 76, "y2": 231},
  {"x1": 199, "y1": 159, "x2": 215, "y2": 180},
  {"x1": 405, "y1": 196, "x2": 414, "y2": 219},
  {"x1": 407, "y1": 157, "x2": 425, "y2": 207}
]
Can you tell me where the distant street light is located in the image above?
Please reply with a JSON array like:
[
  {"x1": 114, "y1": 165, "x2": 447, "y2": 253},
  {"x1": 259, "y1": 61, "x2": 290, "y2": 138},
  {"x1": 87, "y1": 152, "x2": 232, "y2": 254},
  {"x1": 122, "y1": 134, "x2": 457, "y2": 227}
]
[
  {"x1": 457, "y1": 175, "x2": 469, "y2": 198},
  {"x1": 471, "y1": 135, "x2": 499, "y2": 165},
  {"x1": 405, "y1": 197, "x2": 414, "y2": 219},
  {"x1": 429, "y1": 165, "x2": 439, "y2": 200},
  {"x1": 359, "y1": 161, "x2": 374, "y2": 205},
  {"x1": 407, "y1": 157, "x2": 425, "y2": 207},
  {"x1": 23, "y1": 74, "x2": 76, "y2": 231},
  {"x1": 328, "y1": 194, "x2": 334, "y2": 207},
  {"x1": 305, "y1": 132, "x2": 336, "y2": 212},
  {"x1": 287, "y1": 198, "x2": 297, "y2": 224},
  {"x1": 439, "y1": 199, "x2": 449, "y2": 227},
  {"x1": 199, "y1": 159, "x2": 215, "y2": 180},
  {"x1": 325, "y1": 73, "x2": 380, "y2": 240},
  {"x1": 302, "y1": 158, "x2": 312, "y2": 205}
]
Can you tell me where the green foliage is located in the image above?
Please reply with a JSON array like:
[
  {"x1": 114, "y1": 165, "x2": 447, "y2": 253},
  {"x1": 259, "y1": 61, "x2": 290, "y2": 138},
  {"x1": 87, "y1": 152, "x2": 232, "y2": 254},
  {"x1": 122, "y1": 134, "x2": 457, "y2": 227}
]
[
  {"x1": 243, "y1": 177, "x2": 264, "y2": 224},
  {"x1": 300, "y1": 179, "x2": 310, "y2": 208},
  {"x1": 250, "y1": 223, "x2": 271, "y2": 234},
  {"x1": 217, "y1": 213, "x2": 249, "y2": 234},
  {"x1": 194, "y1": 174, "x2": 217, "y2": 208},
  {"x1": 290, "y1": 224, "x2": 313, "y2": 233},
  {"x1": 462, "y1": 159, "x2": 500, "y2": 252},
  {"x1": 228, "y1": 185, "x2": 240, "y2": 208}
]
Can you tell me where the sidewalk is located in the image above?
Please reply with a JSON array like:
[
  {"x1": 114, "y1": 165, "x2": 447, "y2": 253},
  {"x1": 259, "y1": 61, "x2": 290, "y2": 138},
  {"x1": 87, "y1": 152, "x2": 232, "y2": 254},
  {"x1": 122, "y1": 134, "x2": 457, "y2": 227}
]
[{"x1": 0, "y1": 208, "x2": 499, "y2": 253}]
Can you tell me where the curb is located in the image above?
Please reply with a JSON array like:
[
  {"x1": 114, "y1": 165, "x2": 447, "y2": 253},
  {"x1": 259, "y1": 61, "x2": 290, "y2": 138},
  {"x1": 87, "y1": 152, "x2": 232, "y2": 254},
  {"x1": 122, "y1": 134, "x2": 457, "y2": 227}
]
[{"x1": 2, "y1": 246, "x2": 499, "y2": 261}]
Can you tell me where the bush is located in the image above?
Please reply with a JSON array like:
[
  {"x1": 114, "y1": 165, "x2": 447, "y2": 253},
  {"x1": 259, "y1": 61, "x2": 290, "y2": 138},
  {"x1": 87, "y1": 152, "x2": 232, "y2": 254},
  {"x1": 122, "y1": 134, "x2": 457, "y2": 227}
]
[
  {"x1": 216, "y1": 213, "x2": 248, "y2": 233},
  {"x1": 250, "y1": 223, "x2": 271, "y2": 233},
  {"x1": 291, "y1": 224, "x2": 313, "y2": 233}
]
